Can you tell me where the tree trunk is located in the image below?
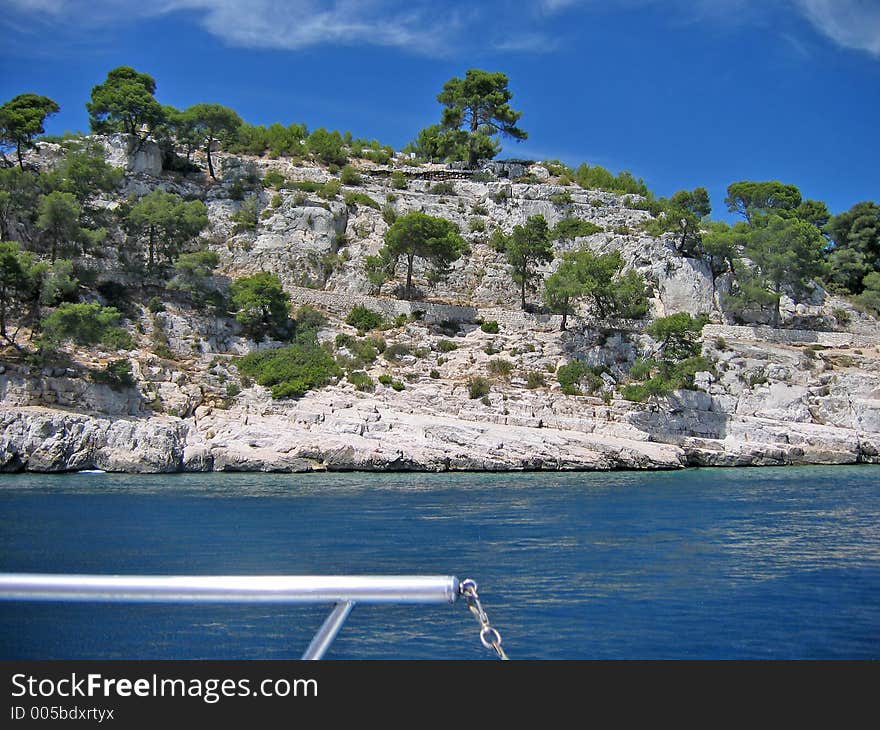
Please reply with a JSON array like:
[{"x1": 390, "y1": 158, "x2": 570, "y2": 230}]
[
  {"x1": 560, "y1": 309, "x2": 568, "y2": 331},
  {"x1": 148, "y1": 225, "x2": 155, "y2": 269},
  {"x1": 0, "y1": 287, "x2": 7, "y2": 339},
  {"x1": 206, "y1": 138, "x2": 215, "y2": 179},
  {"x1": 16, "y1": 143, "x2": 23, "y2": 170},
  {"x1": 405, "y1": 253, "x2": 414, "y2": 299},
  {"x1": 520, "y1": 277, "x2": 527, "y2": 310}
]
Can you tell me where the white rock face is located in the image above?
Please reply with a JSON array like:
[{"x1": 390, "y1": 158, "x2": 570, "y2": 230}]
[
  {"x1": 100, "y1": 134, "x2": 163, "y2": 176},
  {"x1": 4, "y1": 148, "x2": 880, "y2": 473}
]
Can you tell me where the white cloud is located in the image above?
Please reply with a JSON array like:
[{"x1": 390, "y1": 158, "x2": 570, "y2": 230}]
[
  {"x1": 5, "y1": 0, "x2": 880, "y2": 58},
  {"x1": 793, "y1": 0, "x2": 880, "y2": 56},
  {"x1": 5, "y1": 0, "x2": 470, "y2": 55}
]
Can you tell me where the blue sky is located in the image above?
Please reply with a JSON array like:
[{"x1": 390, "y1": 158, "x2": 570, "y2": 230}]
[{"x1": 2, "y1": 0, "x2": 879, "y2": 219}]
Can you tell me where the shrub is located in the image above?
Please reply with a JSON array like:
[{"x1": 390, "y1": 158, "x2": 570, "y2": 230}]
[
  {"x1": 629, "y1": 358, "x2": 655, "y2": 381},
  {"x1": 344, "y1": 191, "x2": 380, "y2": 210},
  {"x1": 471, "y1": 203, "x2": 489, "y2": 216},
  {"x1": 383, "y1": 342, "x2": 411, "y2": 361},
  {"x1": 483, "y1": 344, "x2": 499, "y2": 355},
  {"x1": 469, "y1": 217, "x2": 486, "y2": 233},
  {"x1": 526, "y1": 371, "x2": 546, "y2": 389},
  {"x1": 263, "y1": 170, "x2": 286, "y2": 189},
  {"x1": 480, "y1": 320, "x2": 500, "y2": 334},
  {"x1": 391, "y1": 380, "x2": 406, "y2": 391},
  {"x1": 226, "y1": 382, "x2": 241, "y2": 398},
  {"x1": 231, "y1": 197, "x2": 260, "y2": 233},
  {"x1": 230, "y1": 272, "x2": 290, "y2": 341},
  {"x1": 391, "y1": 171, "x2": 408, "y2": 190},
  {"x1": 487, "y1": 358, "x2": 514, "y2": 379},
  {"x1": 621, "y1": 383, "x2": 650, "y2": 402},
  {"x1": 366, "y1": 335, "x2": 386, "y2": 353},
  {"x1": 347, "y1": 370, "x2": 374, "y2": 392},
  {"x1": 346, "y1": 304, "x2": 385, "y2": 331},
  {"x1": 382, "y1": 203, "x2": 397, "y2": 225},
  {"x1": 488, "y1": 228, "x2": 508, "y2": 252},
  {"x1": 430, "y1": 181, "x2": 455, "y2": 196},
  {"x1": 319, "y1": 179, "x2": 341, "y2": 199},
  {"x1": 41, "y1": 303, "x2": 133, "y2": 349},
  {"x1": 490, "y1": 188, "x2": 510, "y2": 204},
  {"x1": 437, "y1": 339, "x2": 458, "y2": 353},
  {"x1": 468, "y1": 376, "x2": 490, "y2": 399},
  {"x1": 270, "y1": 193, "x2": 283, "y2": 208},
  {"x1": 429, "y1": 369, "x2": 440, "y2": 379},
  {"x1": 378, "y1": 374, "x2": 393, "y2": 385},
  {"x1": 549, "y1": 190, "x2": 573, "y2": 206},
  {"x1": 556, "y1": 360, "x2": 602, "y2": 396},
  {"x1": 550, "y1": 217, "x2": 603, "y2": 241},
  {"x1": 91, "y1": 358, "x2": 135, "y2": 390},
  {"x1": 340, "y1": 165, "x2": 363, "y2": 186},
  {"x1": 295, "y1": 305, "x2": 328, "y2": 334},
  {"x1": 147, "y1": 296, "x2": 165, "y2": 313},
  {"x1": 237, "y1": 341, "x2": 341, "y2": 399}
]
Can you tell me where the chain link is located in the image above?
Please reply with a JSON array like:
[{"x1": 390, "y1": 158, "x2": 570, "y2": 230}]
[{"x1": 459, "y1": 578, "x2": 509, "y2": 660}]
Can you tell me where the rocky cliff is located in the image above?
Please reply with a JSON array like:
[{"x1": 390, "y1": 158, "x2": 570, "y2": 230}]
[{"x1": 2, "y1": 138, "x2": 879, "y2": 473}]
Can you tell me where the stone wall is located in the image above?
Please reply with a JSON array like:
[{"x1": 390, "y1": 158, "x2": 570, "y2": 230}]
[
  {"x1": 703, "y1": 324, "x2": 879, "y2": 349},
  {"x1": 285, "y1": 285, "x2": 478, "y2": 324}
]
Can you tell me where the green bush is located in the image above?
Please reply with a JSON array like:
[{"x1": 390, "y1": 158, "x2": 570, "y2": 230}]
[
  {"x1": 91, "y1": 358, "x2": 135, "y2": 390},
  {"x1": 340, "y1": 165, "x2": 363, "y2": 186},
  {"x1": 429, "y1": 369, "x2": 440, "y2": 379},
  {"x1": 430, "y1": 181, "x2": 456, "y2": 196},
  {"x1": 383, "y1": 342, "x2": 411, "y2": 361},
  {"x1": 391, "y1": 380, "x2": 406, "y2": 391},
  {"x1": 319, "y1": 179, "x2": 341, "y2": 199},
  {"x1": 629, "y1": 358, "x2": 655, "y2": 381},
  {"x1": 621, "y1": 383, "x2": 650, "y2": 402},
  {"x1": 471, "y1": 203, "x2": 489, "y2": 216},
  {"x1": 487, "y1": 358, "x2": 514, "y2": 379},
  {"x1": 378, "y1": 374, "x2": 393, "y2": 385},
  {"x1": 437, "y1": 339, "x2": 458, "y2": 352},
  {"x1": 231, "y1": 197, "x2": 260, "y2": 233},
  {"x1": 291, "y1": 180, "x2": 323, "y2": 193},
  {"x1": 238, "y1": 342, "x2": 341, "y2": 399},
  {"x1": 468, "y1": 376, "x2": 490, "y2": 399},
  {"x1": 391, "y1": 171, "x2": 407, "y2": 189},
  {"x1": 556, "y1": 360, "x2": 602, "y2": 396},
  {"x1": 550, "y1": 217, "x2": 603, "y2": 241},
  {"x1": 41, "y1": 303, "x2": 133, "y2": 349},
  {"x1": 490, "y1": 188, "x2": 509, "y2": 204},
  {"x1": 344, "y1": 191, "x2": 380, "y2": 210},
  {"x1": 294, "y1": 305, "x2": 327, "y2": 334},
  {"x1": 382, "y1": 203, "x2": 397, "y2": 225},
  {"x1": 480, "y1": 320, "x2": 500, "y2": 334},
  {"x1": 263, "y1": 170, "x2": 286, "y2": 189},
  {"x1": 347, "y1": 370, "x2": 374, "y2": 392},
  {"x1": 526, "y1": 371, "x2": 546, "y2": 389},
  {"x1": 346, "y1": 304, "x2": 385, "y2": 331},
  {"x1": 549, "y1": 190, "x2": 573, "y2": 206},
  {"x1": 147, "y1": 296, "x2": 165, "y2": 313},
  {"x1": 469, "y1": 217, "x2": 486, "y2": 233}
]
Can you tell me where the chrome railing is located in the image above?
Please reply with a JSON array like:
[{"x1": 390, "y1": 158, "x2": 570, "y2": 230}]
[{"x1": 0, "y1": 573, "x2": 461, "y2": 660}]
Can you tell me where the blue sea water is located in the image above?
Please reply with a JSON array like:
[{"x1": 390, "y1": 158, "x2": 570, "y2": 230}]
[{"x1": 0, "y1": 466, "x2": 878, "y2": 660}]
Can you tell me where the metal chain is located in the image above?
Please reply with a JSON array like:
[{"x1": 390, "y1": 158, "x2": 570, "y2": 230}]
[{"x1": 459, "y1": 578, "x2": 509, "y2": 660}]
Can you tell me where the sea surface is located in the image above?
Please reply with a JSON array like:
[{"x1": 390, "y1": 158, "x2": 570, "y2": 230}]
[{"x1": 1, "y1": 466, "x2": 878, "y2": 660}]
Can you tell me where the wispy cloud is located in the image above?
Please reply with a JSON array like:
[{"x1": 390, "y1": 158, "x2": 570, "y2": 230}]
[
  {"x1": 538, "y1": 0, "x2": 880, "y2": 57},
  {"x1": 793, "y1": 0, "x2": 880, "y2": 56},
  {"x1": 5, "y1": 0, "x2": 880, "y2": 58},
  {"x1": 5, "y1": 0, "x2": 471, "y2": 56}
]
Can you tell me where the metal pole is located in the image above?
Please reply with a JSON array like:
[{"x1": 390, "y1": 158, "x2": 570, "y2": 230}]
[
  {"x1": 0, "y1": 574, "x2": 460, "y2": 605},
  {"x1": 301, "y1": 601, "x2": 355, "y2": 660}
]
